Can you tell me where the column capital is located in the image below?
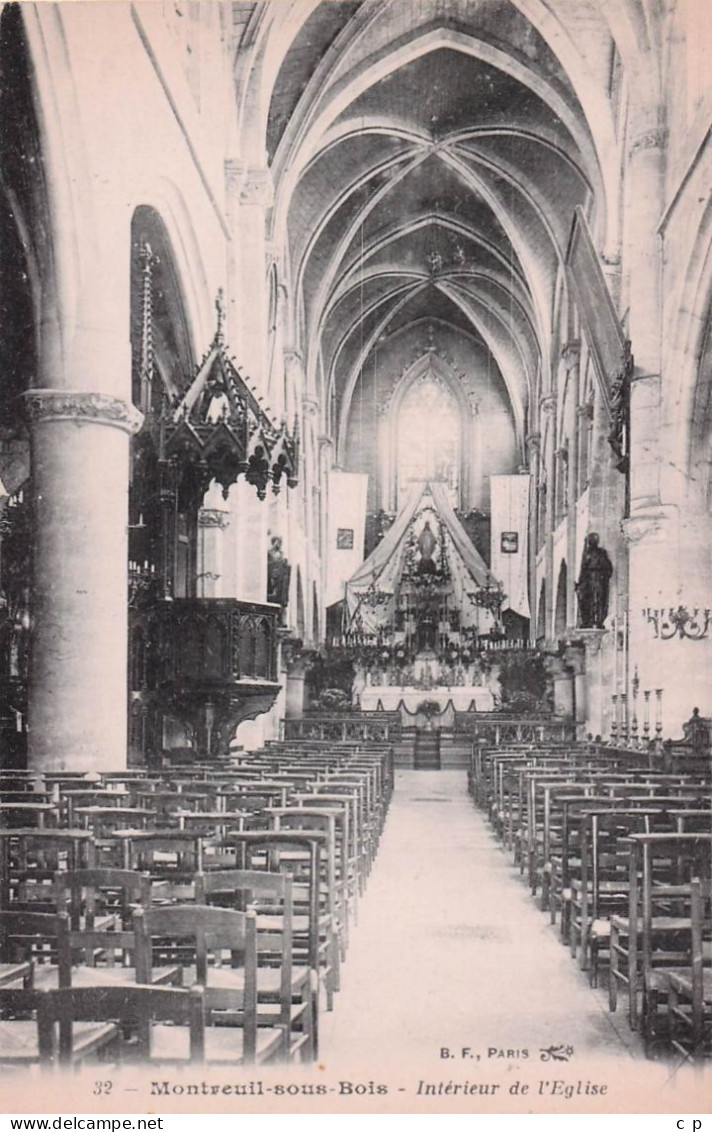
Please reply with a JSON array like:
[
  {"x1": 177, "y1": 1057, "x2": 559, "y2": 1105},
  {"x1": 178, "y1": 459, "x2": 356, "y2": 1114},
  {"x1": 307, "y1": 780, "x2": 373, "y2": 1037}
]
[
  {"x1": 569, "y1": 627, "x2": 607, "y2": 656},
  {"x1": 629, "y1": 126, "x2": 667, "y2": 158},
  {"x1": 620, "y1": 504, "x2": 676, "y2": 546},
  {"x1": 525, "y1": 431, "x2": 541, "y2": 451},
  {"x1": 561, "y1": 340, "x2": 581, "y2": 371},
  {"x1": 577, "y1": 401, "x2": 594, "y2": 421},
  {"x1": 23, "y1": 390, "x2": 143, "y2": 436},
  {"x1": 198, "y1": 508, "x2": 230, "y2": 530},
  {"x1": 540, "y1": 393, "x2": 556, "y2": 415},
  {"x1": 239, "y1": 166, "x2": 273, "y2": 208},
  {"x1": 302, "y1": 395, "x2": 319, "y2": 420},
  {"x1": 563, "y1": 641, "x2": 587, "y2": 675}
]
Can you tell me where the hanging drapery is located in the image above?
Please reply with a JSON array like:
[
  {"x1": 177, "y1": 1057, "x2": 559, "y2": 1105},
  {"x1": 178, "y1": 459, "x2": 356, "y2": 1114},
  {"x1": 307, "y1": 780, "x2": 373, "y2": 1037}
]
[
  {"x1": 344, "y1": 482, "x2": 502, "y2": 637},
  {"x1": 490, "y1": 474, "x2": 531, "y2": 619}
]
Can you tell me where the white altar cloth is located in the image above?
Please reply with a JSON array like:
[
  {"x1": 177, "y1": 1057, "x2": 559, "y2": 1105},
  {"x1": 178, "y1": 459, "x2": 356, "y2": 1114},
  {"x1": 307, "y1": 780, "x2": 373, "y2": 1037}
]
[{"x1": 359, "y1": 685, "x2": 495, "y2": 713}]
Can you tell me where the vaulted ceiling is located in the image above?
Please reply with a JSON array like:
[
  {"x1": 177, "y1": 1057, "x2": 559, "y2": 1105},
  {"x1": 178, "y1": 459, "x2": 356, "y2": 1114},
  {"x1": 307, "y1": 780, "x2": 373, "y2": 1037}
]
[{"x1": 234, "y1": 0, "x2": 636, "y2": 461}]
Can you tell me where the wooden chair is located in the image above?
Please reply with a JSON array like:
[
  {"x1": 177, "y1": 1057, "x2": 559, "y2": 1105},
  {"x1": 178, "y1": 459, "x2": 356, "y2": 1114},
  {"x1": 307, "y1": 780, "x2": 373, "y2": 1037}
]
[
  {"x1": 1, "y1": 911, "x2": 73, "y2": 989},
  {"x1": 194, "y1": 868, "x2": 316, "y2": 1060},
  {"x1": 667, "y1": 877, "x2": 712, "y2": 1061},
  {"x1": 0, "y1": 986, "x2": 120, "y2": 1068},
  {"x1": 0, "y1": 829, "x2": 95, "y2": 912},
  {"x1": 225, "y1": 830, "x2": 339, "y2": 1011},
  {"x1": 609, "y1": 832, "x2": 712, "y2": 1033},
  {"x1": 132, "y1": 903, "x2": 286, "y2": 1064}
]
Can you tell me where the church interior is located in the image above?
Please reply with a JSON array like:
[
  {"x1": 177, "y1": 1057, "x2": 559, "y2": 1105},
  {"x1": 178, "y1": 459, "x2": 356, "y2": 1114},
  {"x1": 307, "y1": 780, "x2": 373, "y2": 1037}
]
[{"x1": 0, "y1": 0, "x2": 711, "y2": 1087}]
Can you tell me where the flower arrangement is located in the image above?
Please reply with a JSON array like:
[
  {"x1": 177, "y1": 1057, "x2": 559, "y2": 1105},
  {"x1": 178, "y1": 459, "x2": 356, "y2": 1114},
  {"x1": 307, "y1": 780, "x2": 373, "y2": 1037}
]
[{"x1": 417, "y1": 699, "x2": 441, "y2": 719}]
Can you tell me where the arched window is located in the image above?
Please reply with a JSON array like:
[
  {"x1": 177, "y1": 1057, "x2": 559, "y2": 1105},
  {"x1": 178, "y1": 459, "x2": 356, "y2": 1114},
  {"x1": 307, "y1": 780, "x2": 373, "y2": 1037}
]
[{"x1": 396, "y1": 375, "x2": 460, "y2": 507}]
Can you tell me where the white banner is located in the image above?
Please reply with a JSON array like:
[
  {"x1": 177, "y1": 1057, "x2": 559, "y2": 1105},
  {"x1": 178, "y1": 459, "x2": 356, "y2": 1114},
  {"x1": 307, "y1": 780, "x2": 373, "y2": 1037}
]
[
  {"x1": 326, "y1": 470, "x2": 369, "y2": 608},
  {"x1": 490, "y1": 474, "x2": 530, "y2": 619}
]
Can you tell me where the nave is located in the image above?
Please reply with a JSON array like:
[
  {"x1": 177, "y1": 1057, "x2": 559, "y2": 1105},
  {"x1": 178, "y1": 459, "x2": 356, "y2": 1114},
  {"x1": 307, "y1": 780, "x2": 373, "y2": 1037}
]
[{"x1": 321, "y1": 770, "x2": 641, "y2": 1068}]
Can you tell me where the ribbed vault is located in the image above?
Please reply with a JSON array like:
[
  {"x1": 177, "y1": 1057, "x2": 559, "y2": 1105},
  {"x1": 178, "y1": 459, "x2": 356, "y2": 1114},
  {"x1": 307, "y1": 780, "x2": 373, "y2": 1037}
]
[{"x1": 232, "y1": 0, "x2": 650, "y2": 469}]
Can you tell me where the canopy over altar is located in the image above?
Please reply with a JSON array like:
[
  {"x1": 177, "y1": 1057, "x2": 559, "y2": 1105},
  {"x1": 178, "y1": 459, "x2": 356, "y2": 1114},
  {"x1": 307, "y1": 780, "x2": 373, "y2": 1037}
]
[
  {"x1": 343, "y1": 482, "x2": 506, "y2": 712},
  {"x1": 345, "y1": 481, "x2": 504, "y2": 647}
]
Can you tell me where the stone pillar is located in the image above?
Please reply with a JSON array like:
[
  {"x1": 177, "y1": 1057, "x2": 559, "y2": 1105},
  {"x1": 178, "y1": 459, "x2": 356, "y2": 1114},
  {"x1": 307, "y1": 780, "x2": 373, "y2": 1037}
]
[
  {"x1": 234, "y1": 479, "x2": 268, "y2": 603},
  {"x1": 283, "y1": 650, "x2": 310, "y2": 720},
  {"x1": 573, "y1": 629, "x2": 608, "y2": 738},
  {"x1": 563, "y1": 342, "x2": 581, "y2": 627},
  {"x1": 467, "y1": 395, "x2": 483, "y2": 510},
  {"x1": 541, "y1": 395, "x2": 556, "y2": 640},
  {"x1": 283, "y1": 350, "x2": 304, "y2": 439},
  {"x1": 625, "y1": 126, "x2": 665, "y2": 512},
  {"x1": 197, "y1": 507, "x2": 229, "y2": 598},
  {"x1": 226, "y1": 162, "x2": 273, "y2": 382},
  {"x1": 25, "y1": 391, "x2": 142, "y2": 772},
  {"x1": 546, "y1": 655, "x2": 575, "y2": 720},
  {"x1": 285, "y1": 671, "x2": 306, "y2": 719},
  {"x1": 525, "y1": 432, "x2": 540, "y2": 643},
  {"x1": 564, "y1": 641, "x2": 588, "y2": 737},
  {"x1": 622, "y1": 509, "x2": 712, "y2": 738}
]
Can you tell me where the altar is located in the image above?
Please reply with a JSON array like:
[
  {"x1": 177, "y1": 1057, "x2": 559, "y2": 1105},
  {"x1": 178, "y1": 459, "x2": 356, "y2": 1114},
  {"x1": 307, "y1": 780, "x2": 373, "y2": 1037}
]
[
  {"x1": 359, "y1": 685, "x2": 495, "y2": 713},
  {"x1": 342, "y1": 481, "x2": 508, "y2": 717}
]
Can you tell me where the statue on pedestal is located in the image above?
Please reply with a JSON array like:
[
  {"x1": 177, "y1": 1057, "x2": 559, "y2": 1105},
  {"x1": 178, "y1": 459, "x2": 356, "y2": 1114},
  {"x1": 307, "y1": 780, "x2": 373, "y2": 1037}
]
[
  {"x1": 416, "y1": 520, "x2": 437, "y2": 575},
  {"x1": 575, "y1": 532, "x2": 613, "y2": 629},
  {"x1": 267, "y1": 535, "x2": 291, "y2": 610}
]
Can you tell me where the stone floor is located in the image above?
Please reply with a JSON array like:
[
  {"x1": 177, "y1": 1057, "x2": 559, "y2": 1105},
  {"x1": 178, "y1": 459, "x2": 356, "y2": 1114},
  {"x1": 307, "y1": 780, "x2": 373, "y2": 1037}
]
[{"x1": 319, "y1": 769, "x2": 656, "y2": 1096}]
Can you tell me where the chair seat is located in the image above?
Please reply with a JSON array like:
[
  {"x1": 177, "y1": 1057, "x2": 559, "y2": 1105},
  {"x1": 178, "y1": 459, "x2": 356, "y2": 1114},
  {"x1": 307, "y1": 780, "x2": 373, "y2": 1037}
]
[
  {"x1": 590, "y1": 919, "x2": 611, "y2": 938},
  {"x1": 668, "y1": 968, "x2": 712, "y2": 1001},
  {"x1": 33, "y1": 965, "x2": 182, "y2": 989},
  {"x1": 256, "y1": 913, "x2": 332, "y2": 934},
  {"x1": 180, "y1": 964, "x2": 310, "y2": 995},
  {"x1": 150, "y1": 1023, "x2": 284, "y2": 1064},
  {"x1": 646, "y1": 967, "x2": 692, "y2": 991},
  {"x1": 0, "y1": 962, "x2": 32, "y2": 988},
  {"x1": 0, "y1": 1019, "x2": 118, "y2": 1063},
  {"x1": 610, "y1": 916, "x2": 693, "y2": 932}
]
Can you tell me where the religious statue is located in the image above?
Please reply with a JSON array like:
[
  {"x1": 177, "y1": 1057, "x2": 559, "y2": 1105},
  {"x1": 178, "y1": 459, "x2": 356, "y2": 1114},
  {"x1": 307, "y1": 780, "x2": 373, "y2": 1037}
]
[
  {"x1": 267, "y1": 535, "x2": 291, "y2": 610},
  {"x1": 681, "y1": 707, "x2": 712, "y2": 752},
  {"x1": 416, "y1": 520, "x2": 438, "y2": 575},
  {"x1": 200, "y1": 376, "x2": 231, "y2": 424},
  {"x1": 575, "y1": 532, "x2": 613, "y2": 629}
]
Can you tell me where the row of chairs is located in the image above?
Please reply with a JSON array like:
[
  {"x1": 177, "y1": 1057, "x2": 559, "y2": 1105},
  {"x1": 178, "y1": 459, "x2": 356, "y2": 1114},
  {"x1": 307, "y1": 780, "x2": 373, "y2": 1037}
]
[
  {"x1": 0, "y1": 738, "x2": 393, "y2": 1070},
  {"x1": 469, "y1": 740, "x2": 712, "y2": 1060}
]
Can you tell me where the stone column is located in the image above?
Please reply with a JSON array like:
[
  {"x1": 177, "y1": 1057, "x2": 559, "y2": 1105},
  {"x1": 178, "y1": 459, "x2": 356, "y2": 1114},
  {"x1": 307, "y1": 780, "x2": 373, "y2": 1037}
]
[
  {"x1": 197, "y1": 507, "x2": 229, "y2": 598},
  {"x1": 225, "y1": 162, "x2": 273, "y2": 383},
  {"x1": 541, "y1": 395, "x2": 556, "y2": 640},
  {"x1": 25, "y1": 390, "x2": 142, "y2": 772},
  {"x1": 625, "y1": 126, "x2": 665, "y2": 513},
  {"x1": 285, "y1": 671, "x2": 306, "y2": 719},
  {"x1": 545, "y1": 654, "x2": 575, "y2": 719},
  {"x1": 283, "y1": 650, "x2": 310, "y2": 720},
  {"x1": 525, "y1": 432, "x2": 540, "y2": 643},
  {"x1": 573, "y1": 628, "x2": 608, "y2": 738},
  {"x1": 564, "y1": 641, "x2": 587, "y2": 735},
  {"x1": 302, "y1": 395, "x2": 320, "y2": 645},
  {"x1": 563, "y1": 342, "x2": 581, "y2": 627},
  {"x1": 622, "y1": 508, "x2": 712, "y2": 738}
]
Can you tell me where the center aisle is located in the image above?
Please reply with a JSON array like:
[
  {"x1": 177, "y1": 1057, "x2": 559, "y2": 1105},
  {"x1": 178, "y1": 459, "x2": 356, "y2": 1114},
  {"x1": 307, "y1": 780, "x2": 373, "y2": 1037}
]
[{"x1": 320, "y1": 770, "x2": 642, "y2": 1072}]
